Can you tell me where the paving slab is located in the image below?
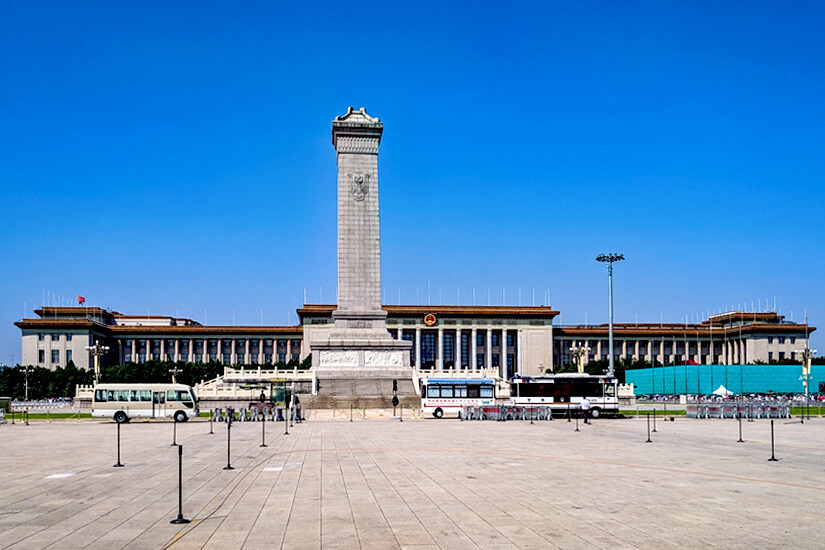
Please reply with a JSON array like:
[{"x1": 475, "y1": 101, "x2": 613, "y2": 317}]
[{"x1": 0, "y1": 414, "x2": 823, "y2": 549}]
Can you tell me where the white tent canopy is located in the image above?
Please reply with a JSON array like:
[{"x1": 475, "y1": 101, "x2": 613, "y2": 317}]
[{"x1": 712, "y1": 385, "x2": 733, "y2": 396}]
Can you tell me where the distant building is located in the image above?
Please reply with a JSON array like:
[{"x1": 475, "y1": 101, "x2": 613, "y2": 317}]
[{"x1": 15, "y1": 306, "x2": 814, "y2": 377}]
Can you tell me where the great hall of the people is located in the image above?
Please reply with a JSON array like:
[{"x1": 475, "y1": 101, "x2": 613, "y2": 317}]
[{"x1": 16, "y1": 304, "x2": 815, "y2": 377}]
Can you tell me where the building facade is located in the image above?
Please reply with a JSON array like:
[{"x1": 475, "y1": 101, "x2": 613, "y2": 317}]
[{"x1": 15, "y1": 306, "x2": 814, "y2": 376}]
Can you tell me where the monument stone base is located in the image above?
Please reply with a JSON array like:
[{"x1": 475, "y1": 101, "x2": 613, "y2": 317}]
[{"x1": 311, "y1": 338, "x2": 419, "y2": 409}]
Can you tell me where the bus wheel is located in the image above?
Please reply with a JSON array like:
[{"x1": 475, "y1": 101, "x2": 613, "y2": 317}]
[
  {"x1": 174, "y1": 411, "x2": 187, "y2": 423},
  {"x1": 433, "y1": 408, "x2": 443, "y2": 419},
  {"x1": 114, "y1": 411, "x2": 128, "y2": 424},
  {"x1": 590, "y1": 408, "x2": 601, "y2": 419}
]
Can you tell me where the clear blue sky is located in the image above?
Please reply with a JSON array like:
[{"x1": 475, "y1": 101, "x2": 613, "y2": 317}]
[{"x1": 2, "y1": 1, "x2": 823, "y2": 364}]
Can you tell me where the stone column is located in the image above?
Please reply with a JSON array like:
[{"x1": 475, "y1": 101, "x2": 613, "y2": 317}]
[
  {"x1": 517, "y1": 329, "x2": 523, "y2": 376},
  {"x1": 131, "y1": 340, "x2": 136, "y2": 363},
  {"x1": 189, "y1": 339, "x2": 194, "y2": 362},
  {"x1": 231, "y1": 340, "x2": 236, "y2": 365},
  {"x1": 245, "y1": 340, "x2": 251, "y2": 365},
  {"x1": 217, "y1": 340, "x2": 222, "y2": 363},
  {"x1": 437, "y1": 327, "x2": 443, "y2": 370},
  {"x1": 596, "y1": 340, "x2": 602, "y2": 360},
  {"x1": 455, "y1": 329, "x2": 461, "y2": 369},
  {"x1": 471, "y1": 328, "x2": 478, "y2": 370},
  {"x1": 287, "y1": 339, "x2": 292, "y2": 362},
  {"x1": 501, "y1": 329, "x2": 507, "y2": 378},
  {"x1": 415, "y1": 328, "x2": 421, "y2": 370},
  {"x1": 174, "y1": 340, "x2": 180, "y2": 362},
  {"x1": 486, "y1": 328, "x2": 492, "y2": 371}
]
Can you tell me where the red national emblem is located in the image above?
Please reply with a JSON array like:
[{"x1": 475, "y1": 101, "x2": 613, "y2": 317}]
[{"x1": 424, "y1": 313, "x2": 437, "y2": 327}]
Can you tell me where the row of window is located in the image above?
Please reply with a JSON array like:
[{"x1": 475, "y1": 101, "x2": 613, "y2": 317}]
[
  {"x1": 392, "y1": 332, "x2": 515, "y2": 347},
  {"x1": 126, "y1": 352, "x2": 301, "y2": 364},
  {"x1": 425, "y1": 384, "x2": 495, "y2": 399},
  {"x1": 94, "y1": 389, "x2": 193, "y2": 403},
  {"x1": 39, "y1": 349, "x2": 72, "y2": 363},
  {"x1": 767, "y1": 337, "x2": 795, "y2": 345},
  {"x1": 38, "y1": 333, "x2": 73, "y2": 341}
]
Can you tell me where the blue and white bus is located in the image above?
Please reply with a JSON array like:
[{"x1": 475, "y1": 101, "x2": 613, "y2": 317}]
[
  {"x1": 421, "y1": 378, "x2": 497, "y2": 418},
  {"x1": 510, "y1": 373, "x2": 619, "y2": 417}
]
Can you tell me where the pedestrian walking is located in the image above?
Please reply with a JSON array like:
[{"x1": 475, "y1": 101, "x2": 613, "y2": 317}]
[{"x1": 580, "y1": 397, "x2": 590, "y2": 424}]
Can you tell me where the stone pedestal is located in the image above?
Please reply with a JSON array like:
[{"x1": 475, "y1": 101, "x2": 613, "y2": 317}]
[{"x1": 311, "y1": 107, "x2": 415, "y2": 407}]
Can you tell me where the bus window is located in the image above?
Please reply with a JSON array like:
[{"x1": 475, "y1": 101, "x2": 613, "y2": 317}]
[
  {"x1": 94, "y1": 389, "x2": 106, "y2": 402},
  {"x1": 114, "y1": 390, "x2": 128, "y2": 402},
  {"x1": 454, "y1": 385, "x2": 467, "y2": 398},
  {"x1": 480, "y1": 385, "x2": 494, "y2": 398},
  {"x1": 467, "y1": 386, "x2": 479, "y2": 398},
  {"x1": 427, "y1": 386, "x2": 440, "y2": 398},
  {"x1": 138, "y1": 390, "x2": 152, "y2": 402},
  {"x1": 441, "y1": 386, "x2": 453, "y2": 398}
]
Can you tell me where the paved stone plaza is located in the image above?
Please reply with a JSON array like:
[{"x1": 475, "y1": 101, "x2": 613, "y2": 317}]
[{"x1": 1, "y1": 414, "x2": 822, "y2": 549}]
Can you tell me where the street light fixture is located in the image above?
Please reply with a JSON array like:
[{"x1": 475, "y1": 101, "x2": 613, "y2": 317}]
[
  {"x1": 794, "y1": 346, "x2": 817, "y2": 414},
  {"x1": 23, "y1": 365, "x2": 31, "y2": 402},
  {"x1": 596, "y1": 253, "x2": 625, "y2": 378},
  {"x1": 85, "y1": 339, "x2": 110, "y2": 385},
  {"x1": 570, "y1": 345, "x2": 591, "y2": 374},
  {"x1": 169, "y1": 365, "x2": 181, "y2": 384}
]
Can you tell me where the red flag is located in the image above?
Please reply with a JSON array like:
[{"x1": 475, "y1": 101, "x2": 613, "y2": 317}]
[{"x1": 77, "y1": 295, "x2": 86, "y2": 304}]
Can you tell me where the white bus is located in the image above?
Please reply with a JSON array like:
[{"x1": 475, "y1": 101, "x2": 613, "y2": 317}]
[
  {"x1": 509, "y1": 373, "x2": 619, "y2": 417},
  {"x1": 92, "y1": 383, "x2": 199, "y2": 423},
  {"x1": 421, "y1": 378, "x2": 497, "y2": 418}
]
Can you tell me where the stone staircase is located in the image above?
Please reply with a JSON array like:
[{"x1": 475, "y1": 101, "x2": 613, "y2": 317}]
[{"x1": 308, "y1": 376, "x2": 419, "y2": 410}]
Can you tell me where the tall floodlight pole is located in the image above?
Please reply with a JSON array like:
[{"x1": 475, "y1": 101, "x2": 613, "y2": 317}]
[
  {"x1": 596, "y1": 253, "x2": 625, "y2": 378},
  {"x1": 85, "y1": 339, "x2": 110, "y2": 385}
]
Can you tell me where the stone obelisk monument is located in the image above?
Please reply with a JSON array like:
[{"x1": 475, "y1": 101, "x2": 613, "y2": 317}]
[{"x1": 311, "y1": 107, "x2": 415, "y2": 408}]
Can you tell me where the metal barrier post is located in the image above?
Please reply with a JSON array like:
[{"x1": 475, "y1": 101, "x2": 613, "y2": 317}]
[
  {"x1": 223, "y1": 417, "x2": 234, "y2": 470},
  {"x1": 768, "y1": 419, "x2": 778, "y2": 461},
  {"x1": 652, "y1": 408, "x2": 657, "y2": 433},
  {"x1": 170, "y1": 445, "x2": 190, "y2": 524},
  {"x1": 209, "y1": 410, "x2": 214, "y2": 435},
  {"x1": 737, "y1": 411, "x2": 744, "y2": 443},
  {"x1": 284, "y1": 406, "x2": 289, "y2": 435},
  {"x1": 646, "y1": 412, "x2": 652, "y2": 443},
  {"x1": 575, "y1": 413, "x2": 579, "y2": 432},
  {"x1": 114, "y1": 421, "x2": 124, "y2": 467},
  {"x1": 400, "y1": 404, "x2": 403, "y2": 422},
  {"x1": 171, "y1": 419, "x2": 178, "y2": 446},
  {"x1": 260, "y1": 410, "x2": 267, "y2": 447}
]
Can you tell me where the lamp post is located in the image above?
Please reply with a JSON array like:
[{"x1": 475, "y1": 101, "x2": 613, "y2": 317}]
[
  {"x1": 596, "y1": 253, "x2": 625, "y2": 378},
  {"x1": 85, "y1": 339, "x2": 110, "y2": 385},
  {"x1": 23, "y1": 365, "x2": 31, "y2": 402},
  {"x1": 169, "y1": 365, "x2": 181, "y2": 384},
  {"x1": 794, "y1": 346, "x2": 817, "y2": 415},
  {"x1": 570, "y1": 345, "x2": 591, "y2": 374}
]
